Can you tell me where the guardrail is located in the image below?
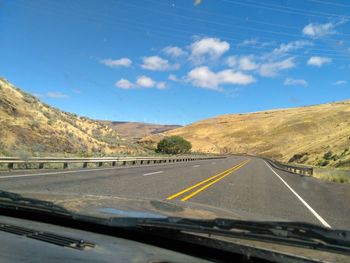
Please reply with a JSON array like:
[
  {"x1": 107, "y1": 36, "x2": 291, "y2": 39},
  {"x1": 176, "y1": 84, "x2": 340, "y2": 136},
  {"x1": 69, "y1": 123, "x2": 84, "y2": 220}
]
[
  {"x1": 0, "y1": 155, "x2": 226, "y2": 170},
  {"x1": 263, "y1": 157, "x2": 313, "y2": 176}
]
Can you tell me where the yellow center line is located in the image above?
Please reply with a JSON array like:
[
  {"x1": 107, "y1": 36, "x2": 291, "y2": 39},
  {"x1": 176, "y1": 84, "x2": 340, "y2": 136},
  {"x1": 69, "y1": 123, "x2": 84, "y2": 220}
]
[
  {"x1": 166, "y1": 159, "x2": 249, "y2": 200},
  {"x1": 181, "y1": 160, "x2": 250, "y2": 201}
]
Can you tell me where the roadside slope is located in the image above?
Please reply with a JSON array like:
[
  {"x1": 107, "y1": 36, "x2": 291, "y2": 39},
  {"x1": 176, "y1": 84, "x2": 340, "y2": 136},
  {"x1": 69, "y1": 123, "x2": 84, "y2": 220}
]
[
  {"x1": 0, "y1": 77, "x2": 143, "y2": 156},
  {"x1": 141, "y1": 101, "x2": 350, "y2": 168}
]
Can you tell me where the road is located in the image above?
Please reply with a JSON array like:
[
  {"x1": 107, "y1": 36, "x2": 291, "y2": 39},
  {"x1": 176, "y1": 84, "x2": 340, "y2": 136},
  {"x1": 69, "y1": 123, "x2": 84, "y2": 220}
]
[{"x1": 0, "y1": 156, "x2": 349, "y2": 229}]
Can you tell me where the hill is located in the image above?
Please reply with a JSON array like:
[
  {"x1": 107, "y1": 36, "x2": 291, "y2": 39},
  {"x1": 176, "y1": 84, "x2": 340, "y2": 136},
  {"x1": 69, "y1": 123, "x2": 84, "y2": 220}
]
[
  {"x1": 100, "y1": 121, "x2": 181, "y2": 141},
  {"x1": 141, "y1": 101, "x2": 350, "y2": 168},
  {"x1": 0, "y1": 77, "x2": 143, "y2": 157}
]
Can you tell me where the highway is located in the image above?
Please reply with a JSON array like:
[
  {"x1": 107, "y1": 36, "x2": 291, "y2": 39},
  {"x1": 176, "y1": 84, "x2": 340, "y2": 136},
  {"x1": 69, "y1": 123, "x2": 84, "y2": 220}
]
[{"x1": 0, "y1": 156, "x2": 349, "y2": 229}]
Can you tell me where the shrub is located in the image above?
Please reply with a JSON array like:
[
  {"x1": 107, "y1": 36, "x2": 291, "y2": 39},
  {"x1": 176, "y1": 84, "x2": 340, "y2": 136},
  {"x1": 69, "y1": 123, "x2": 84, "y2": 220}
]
[
  {"x1": 156, "y1": 136, "x2": 192, "y2": 154},
  {"x1": 288, "y1": 152, "x2": 308, "y2": 163},
  {"x1": 323, "y1": 151, "x2": 333, "y2": 160},
  {"x1": 317, "y1": 160, "x2": 329, "y2": 167},
  {"x1": 30, "y1": 120, "x2": 40, "y2": 129},
  {"x1": 332, "y1": 154, "x2": 339, "y2": 161},
  {"x1": 23, "y1": 93, "x2": 38, "y2": 104},
  {"x1": 31, "y1": 143, "x2": 47, "y2": 153}
]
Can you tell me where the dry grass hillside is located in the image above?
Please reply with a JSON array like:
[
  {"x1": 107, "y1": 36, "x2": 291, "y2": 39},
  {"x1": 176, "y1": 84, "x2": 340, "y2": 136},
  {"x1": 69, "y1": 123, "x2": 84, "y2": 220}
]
[
  {"x1": 0, "y1": 77, "x2": 143, "y2": 157},
  {"x1": 141, "y1": 101, "x2": 350, "y2": 168},
  {"x1": 100, "y1": 121, "x2": 181, "y2": 141}
]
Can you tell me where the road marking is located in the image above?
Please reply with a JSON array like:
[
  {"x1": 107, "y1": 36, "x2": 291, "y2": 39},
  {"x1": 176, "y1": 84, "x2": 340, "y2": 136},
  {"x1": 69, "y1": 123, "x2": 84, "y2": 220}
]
[
  {"x1": 264, "y1": 161, "x2": 331, "y2": 228},
  {"x1": 192, "y1": 165, "x2": 200, "y2": 168},
  {"x1": 143, "y1": 171, "x2": 164, "y2": 176},
  {"x1": 0, "y1": 167, "x2": 119, "y2": 179},
  {"x1": 167, "y1": 159, "x2": 249, "y2": 201},
  {"x1": 211, "y1": 162, "x2": 216, "y2": 164},
  {"x1": 181, "y1": 160, "x2": 250, "y2": 201},
  {"x1": 0, "y1": 160, "x2": 208, "y2": 180}
]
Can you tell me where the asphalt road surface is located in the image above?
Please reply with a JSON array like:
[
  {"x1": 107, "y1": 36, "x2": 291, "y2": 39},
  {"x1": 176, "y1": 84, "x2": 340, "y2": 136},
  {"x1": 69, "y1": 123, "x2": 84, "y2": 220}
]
[{"x1": 0, "y1": 156, "x2": 349, "y2": 229}]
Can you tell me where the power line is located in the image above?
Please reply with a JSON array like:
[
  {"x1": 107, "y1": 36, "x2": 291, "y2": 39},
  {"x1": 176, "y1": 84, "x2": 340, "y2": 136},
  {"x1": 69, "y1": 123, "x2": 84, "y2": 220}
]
[
  {"x1": 143, "y1": 0, "x2": 301, "y2": 30},
  {"x1": 220, "y1": 0, "x2": 350, "y2": 19},
  {"x1": 10, "y1": 0, "x2": 350, "y2": 60},
  {"x1": 308, "y1": 0, "x2": 350, "y2": 8},
  {"x1": 114, "y1": 1, "x2": 350, "y2": 42}
]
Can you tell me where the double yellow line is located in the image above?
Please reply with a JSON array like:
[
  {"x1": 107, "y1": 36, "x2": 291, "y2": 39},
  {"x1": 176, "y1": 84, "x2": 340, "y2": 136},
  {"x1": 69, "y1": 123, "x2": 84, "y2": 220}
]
[{"x1": 166, "y1": 159, "x2": 250, "y2": 202}]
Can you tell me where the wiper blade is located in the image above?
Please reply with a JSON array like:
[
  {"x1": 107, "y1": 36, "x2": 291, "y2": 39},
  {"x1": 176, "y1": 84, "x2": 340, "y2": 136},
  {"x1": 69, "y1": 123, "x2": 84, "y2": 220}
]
[
  {"x1": 0, "y1": 190, "x2": 70, "y2": 215},
  {"x1": 137, "y1": 217, "x2": 350, "y2": 255}
]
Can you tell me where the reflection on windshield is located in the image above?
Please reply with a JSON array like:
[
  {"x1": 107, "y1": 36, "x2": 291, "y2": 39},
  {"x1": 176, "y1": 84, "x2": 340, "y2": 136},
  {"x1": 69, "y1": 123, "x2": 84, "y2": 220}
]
[{"x1": 0, "y1": 0, "x2": 349, "y2": 242}]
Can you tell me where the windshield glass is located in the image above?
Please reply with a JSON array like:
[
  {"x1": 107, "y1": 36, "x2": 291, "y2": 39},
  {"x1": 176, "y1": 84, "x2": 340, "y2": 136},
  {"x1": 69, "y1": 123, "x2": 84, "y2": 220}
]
[{"x1": 1, "y1": 0, "x2": 350, "y2": 239}]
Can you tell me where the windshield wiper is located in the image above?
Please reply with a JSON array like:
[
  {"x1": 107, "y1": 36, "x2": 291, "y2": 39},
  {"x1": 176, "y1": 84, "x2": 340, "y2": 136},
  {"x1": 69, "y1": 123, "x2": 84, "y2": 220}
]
[
  {"x1": 136, "y1": 217, "x2": 350, "y2": 255},
  {"x1": 0, "y1": 190, "x2": 71, "y2": 216},
  {"x1": 0, "y1": 191, "x2": 349, "y2": 255}
]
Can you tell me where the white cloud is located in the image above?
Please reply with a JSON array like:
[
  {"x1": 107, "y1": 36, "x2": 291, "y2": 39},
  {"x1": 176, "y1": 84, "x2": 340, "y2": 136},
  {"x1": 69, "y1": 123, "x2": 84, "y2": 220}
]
[
  {"x1": 100, "y1": 58, "x2": 132, "y2": 68},
  {"x1": 115, "y1": 78, "x2": 134, "y2": 89},
  {"x1": 168, "y1": 74, "x2": 181, "y2": 82},
  {"x1": 194, "y1": 0, "x2": 202, "y2": 6},
  {"x1": 163, "y1": 46, "x2": 186, "y2": 57},
  {"x1": 190, "y1": 37, "x2": 230, "y2": 64},
  {"x1": 136, "y1": 75, "x2": 156, "y2": 88},
  {"x1": 333, "y1": 80, "x2": 347, "y2": 85},
  {"x1": 238, "y1": 38, "x2": 258, "y2": 47},
  {"x1": 238, "y1": 38, "x2": 276, "y2": 49},
  {"x1": 238, "y1": 56, "x2": 259, "y2": 71},
  {"x1": 46, "y1": 92, "x2": 70, "y2": 99},
  {"x1": 259, "y1": 57, "x2": 295, "y2": 77},
  {"x1": 226, "y1": 56, "x2": 237, "y2": 67},
  {"x1": 271, "y1": 40, "x2": 312, "y2": 57},
  {"x1": 307, "y1": 56, "x2": 332, "y2": 67},
  {"x1": 141, "y1": 56, "x2": 179, "y2": 71},
  {"x1": 226, "y1": 56, "x2": 259, "y2": 71},
  {"x1": 284, "y1": 78, "x2": 308, "y2": 87},
  {"x1": 116, "y1": 76, "x2": 166, "y2": 90},
  {"x1": 302, "y1": 21, "x2": 342, "y2": 38},
  {"x1": 186, "y1": 66, "x2": 255, "y2": 90},
  {"x1": 156, "y1": 82, "x2": 166, "y2": 89}
]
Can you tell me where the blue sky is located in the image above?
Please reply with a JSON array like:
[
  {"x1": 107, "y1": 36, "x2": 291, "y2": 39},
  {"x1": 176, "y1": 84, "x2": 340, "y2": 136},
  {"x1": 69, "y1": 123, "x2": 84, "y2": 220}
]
[{"x1": 0, "y1": 0, "x2": 349, "y2": 125}]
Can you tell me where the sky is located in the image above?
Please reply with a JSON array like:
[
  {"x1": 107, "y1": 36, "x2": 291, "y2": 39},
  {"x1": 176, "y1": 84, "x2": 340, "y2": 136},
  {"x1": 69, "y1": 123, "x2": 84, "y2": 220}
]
[{"x1": 0, "y1": 0, "x2": 349, "y2": 125}]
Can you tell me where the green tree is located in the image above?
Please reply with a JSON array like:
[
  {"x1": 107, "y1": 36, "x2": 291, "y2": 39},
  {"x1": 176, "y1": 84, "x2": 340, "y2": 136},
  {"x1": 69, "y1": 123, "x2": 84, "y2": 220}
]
[{"x1": 156, "y1": 136, "x2": 192, "y2": 154}]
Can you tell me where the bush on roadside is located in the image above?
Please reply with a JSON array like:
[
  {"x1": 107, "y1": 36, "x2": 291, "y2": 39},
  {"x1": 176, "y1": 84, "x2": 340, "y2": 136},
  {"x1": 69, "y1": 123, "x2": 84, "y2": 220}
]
[
  {"x1": 323, "y1": 151, "x2": 333, "y2": 160},
  {"x1": 156, "y1": 136, "x2": 192, "y2": 154},
  {"x1": 317, "y1": 159, "x2": 329, "y2": 167}
]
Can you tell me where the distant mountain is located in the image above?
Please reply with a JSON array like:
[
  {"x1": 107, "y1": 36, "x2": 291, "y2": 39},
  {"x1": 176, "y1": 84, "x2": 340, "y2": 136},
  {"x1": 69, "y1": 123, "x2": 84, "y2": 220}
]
[
  {"x1": 0, "y1": 77, "x2": 144, "y2": 156},
  {"x1": 101, "y1": 121, "x2": 182, "y2": 141},
  {"x1": 141, "y1": 101, "x2": 350, "y2": 168}
]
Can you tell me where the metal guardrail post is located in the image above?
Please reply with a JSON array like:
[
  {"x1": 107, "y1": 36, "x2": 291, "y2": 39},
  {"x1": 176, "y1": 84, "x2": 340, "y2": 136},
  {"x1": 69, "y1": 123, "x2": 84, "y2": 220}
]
[
  {"x1": 63, "y1": 162, "x2": 68, "y2": 169},
  {"x1": 83, "y1": 162, "x2": 88, "y2": 168}
]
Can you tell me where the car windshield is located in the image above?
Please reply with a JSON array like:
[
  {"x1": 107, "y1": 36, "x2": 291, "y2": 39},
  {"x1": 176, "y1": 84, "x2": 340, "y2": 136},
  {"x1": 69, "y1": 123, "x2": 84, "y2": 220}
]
[{"x1": 0, "y1": 0, "x2": 349, "y2": 244}]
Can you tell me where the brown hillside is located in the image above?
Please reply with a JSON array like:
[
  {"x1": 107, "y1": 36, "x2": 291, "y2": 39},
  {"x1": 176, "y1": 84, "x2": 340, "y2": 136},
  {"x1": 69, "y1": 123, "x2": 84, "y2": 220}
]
[
  {"x1": 0, "y1": 77, "x2": 143, "y2": 156},
  {"x1": 101, "y1": 121, "x2": 181, "y2": 141},
  {"x1": 141, "y1": 101, "x2": 350, "y2": 168}
]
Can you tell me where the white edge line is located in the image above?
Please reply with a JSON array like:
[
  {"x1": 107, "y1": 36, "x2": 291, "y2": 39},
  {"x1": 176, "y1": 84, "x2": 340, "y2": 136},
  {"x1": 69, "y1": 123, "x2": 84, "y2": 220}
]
[
  {"x1": 264, "y1": 161, "x2": 331, "y2": 228},
  {"x1": 143, "y1": 171, "x2": 164, "y2": 176},
  {"x1": 0, "y1": 167, "x2": 118, "y2": 179},
  {"x1": 192, "y1": 165, "x2": 200, "y2": 168},
  {"x1": 0, "y1": 160, "x2": 210, "y2": 180}
]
